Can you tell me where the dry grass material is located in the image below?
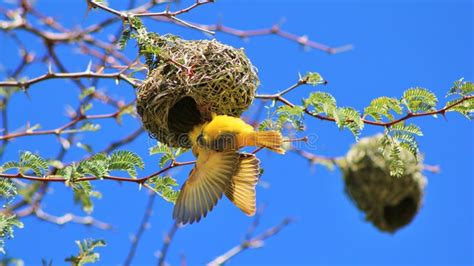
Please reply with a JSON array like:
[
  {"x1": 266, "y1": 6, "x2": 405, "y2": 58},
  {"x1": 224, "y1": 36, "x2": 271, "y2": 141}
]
[
  {"x1": 136, "y1": 35, "x2": 259, "y2": 148},
  {"x1": 339, "y1": 135, "x2": 427, "y2": 233}
]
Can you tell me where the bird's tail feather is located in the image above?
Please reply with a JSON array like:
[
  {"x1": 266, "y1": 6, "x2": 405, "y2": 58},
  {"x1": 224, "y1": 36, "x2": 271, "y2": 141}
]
[
  {"x1": 247, "y1": 131, "x2": 285, "y2": 154},
  {"x1": 225, "y1": 153, "x2": 260, "y2": 216}
]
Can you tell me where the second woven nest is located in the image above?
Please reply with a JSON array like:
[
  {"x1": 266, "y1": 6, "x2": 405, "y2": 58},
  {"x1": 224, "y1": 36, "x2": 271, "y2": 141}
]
[
  {"x1": 340, "y1": 134, "x2": 427, "y2": 233},
  {"x1": 136, "y1": 36, "x2": 259, "y2": 148}
]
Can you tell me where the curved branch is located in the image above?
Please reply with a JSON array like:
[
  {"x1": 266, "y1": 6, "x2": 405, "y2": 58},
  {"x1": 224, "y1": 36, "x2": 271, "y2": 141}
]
[
  {"x1": 0, "y1": 160, "x2": 196, "y2": 184},
  {"x1": 207, "y1": 218, "x2": 293, "y2": 266},
  {"x1": 16, "y1": 207, "x2": 112, "y2": 230},
  {"x1": 87, "y1": 0, "x2": 215, "y2": 34},
  {"x1": 0, "y1": 71, "x2": 139, "y2": 89},
  {"x1": 157, "y1": 222, "x2": 180, "y2": 266},
  {"x1": 256, "y1": 85, "x2": 474, "y2": 128},
  {"x1": 0, "y1": 100, "x2": 136, "y2": 141},
  {"x1": 124, "y1": 193, "x2": 157, "y2": 266}
]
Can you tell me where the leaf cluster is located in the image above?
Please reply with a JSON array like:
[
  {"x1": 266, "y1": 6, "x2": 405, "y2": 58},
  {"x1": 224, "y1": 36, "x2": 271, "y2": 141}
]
[
  {"x1": 146, "y1": 176, "x2": 180, "y2": 203},
  {"x1": 379, "y1": 123, "x2": 423, "y2": 177},
  {"x1": 58, "y1": 151, "x2": 144, "y2": 213},
  {"x1": 0, "y1": 214, "x2": 23, "y2": 254},
  {"x1": 259, "y1": 72, "x2": 326, "y2": 132},
  {"x1": 65, "y1": 239, "x2": 106, "y2": 266},
  {"x1": 118, "y1": 16, "x2": 168, "y2": 70},
  {"x1": 0, "y1": 151, "x2": 49, "y2": 177},
  {"x1": 304, "y1": 91, "x2": 364, "y2": 138},
  {"x1": 149, "y1": 142, "x2": 186, "y2": 167},
  {"x1": 296, "y1": 78, "x2": 472, "y2": 176},
  {"x1": 445, "y1": 78, "x2": 474, "y2": 119}
]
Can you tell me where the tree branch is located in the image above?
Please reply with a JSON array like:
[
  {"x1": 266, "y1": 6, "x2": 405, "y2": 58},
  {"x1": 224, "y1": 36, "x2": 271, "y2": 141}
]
[
  {"x1": 157, "y1": 222, "x2": 180, "y2": 266},
  {"x1": 153, "y1": 18, "x2": 351, "y2": 54},
  {"x1": 0, "y1": 70, "x2": 139, "y2": 89},
  {"x1": 256, "y1": 80, "x2": 474, "y2": 127},
  {"x1": 16, "y1": 207, "x2": 112, "y2": 230},
  {"x1": 207, "y1": 218, "x2": 294, "y2": 266},
  {"x1": 87, "y1": 0, "x2": 215, "y2": 34},
  {"x1": 124, "y1": 193, "x2": 157, "y2": 266},
  {"x1": 0, "y1": 160, "x2": 195, "y2": 184}
]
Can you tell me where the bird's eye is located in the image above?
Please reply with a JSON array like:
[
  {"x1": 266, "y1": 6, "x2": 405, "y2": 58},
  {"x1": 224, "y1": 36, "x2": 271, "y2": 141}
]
[{"x1": 197, "y1": 134, "x2": 206, "y2": 146}]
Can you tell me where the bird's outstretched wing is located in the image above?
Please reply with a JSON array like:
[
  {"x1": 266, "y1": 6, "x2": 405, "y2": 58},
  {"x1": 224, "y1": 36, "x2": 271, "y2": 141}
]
[
  {"x1": 225, "y1": 153, "x2": 260, "y2": 216},
  {"x1": 173, "y1": 149, "x2": 239, "y2": 224}
]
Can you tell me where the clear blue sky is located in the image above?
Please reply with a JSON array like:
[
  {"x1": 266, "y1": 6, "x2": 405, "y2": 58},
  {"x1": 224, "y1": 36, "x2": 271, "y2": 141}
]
[{"x1": 1, "y1": 0, "x2": 473, "y2": 265}]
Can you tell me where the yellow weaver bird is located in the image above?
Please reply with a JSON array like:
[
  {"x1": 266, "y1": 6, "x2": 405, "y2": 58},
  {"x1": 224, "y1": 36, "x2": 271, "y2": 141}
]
[{"x1": 173, "y1": 114, "x2": 284, "y2": 224}]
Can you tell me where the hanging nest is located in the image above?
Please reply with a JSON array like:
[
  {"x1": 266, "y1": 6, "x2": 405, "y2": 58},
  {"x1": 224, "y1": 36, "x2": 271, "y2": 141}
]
[
  {"x1": 136, "y1": 35, "x2": 259, "y2": 148},
  {"x1": 339, "y1": 134, "x2": 427, "y2": 233}
]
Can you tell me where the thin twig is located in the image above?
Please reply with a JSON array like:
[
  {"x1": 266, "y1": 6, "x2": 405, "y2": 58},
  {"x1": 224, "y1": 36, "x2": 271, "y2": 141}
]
[
  {"x1": 124, "y1": 193, "x2": 157, "y2": 266},
  {"x1": 134, "y1": 0, "x2": 214, "y2": 18},
  {"x1": 0, "y1": 70, "x2": 139, "y2": 89},
  {"x1": 0, "y1": 100, "x2": 135, "y2": 141},
  {"x1": 152, "y1": 18, "x2": 351, "y2": 54},
  {"x1": 207, "y1": 218, "x2": 293, "y2": 266},
  {"x1": 98, "y1": 127, "x2": 145, "y2": 155},
  {"x1": 245, "y1": 204, "x2": 266, "y2": 240},
  {"x1": 87, "y1": 0, "x2": 215, "y2": 34},
  {"x1": 157, "y1": 222, "x2": 180, "y2": 266},
  {"x1": 19, "y1": 207, "x2": 112, "y2": 230}
]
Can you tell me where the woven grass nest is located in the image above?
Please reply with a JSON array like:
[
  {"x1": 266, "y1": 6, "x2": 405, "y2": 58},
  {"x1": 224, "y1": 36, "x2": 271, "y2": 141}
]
[
  {"x1": 339, "y1": 134, "x2": 427, "y2": 233},
  {"x1": 136, "y1": 36, "x2": 259, "y2": 148}
]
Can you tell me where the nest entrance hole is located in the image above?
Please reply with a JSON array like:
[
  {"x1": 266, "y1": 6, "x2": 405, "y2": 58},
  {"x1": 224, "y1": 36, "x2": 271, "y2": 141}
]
[
  {"x1": 167, "y1": 96, "x2": 203, "y2": 146},
  {"x1": 383, "y1": 196, "x2": 418, "y2": 231}
]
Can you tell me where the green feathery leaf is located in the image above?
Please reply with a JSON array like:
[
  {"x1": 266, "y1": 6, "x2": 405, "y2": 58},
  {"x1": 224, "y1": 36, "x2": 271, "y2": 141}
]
[
  {"x1": 59, "y1": 164, "x2": 100, "y2": 213},
  {"x1": 302, "y1": 72, "x2": 324, "y2": 86},
  {"x1": 149, "y1": 142, "x2": 170, "y2": 156},
  {"x1": 15, "y1": 151, "x2": 48, "y2": 176},
  {"x1": 0, "y1": 161, "x2": 20, "y2": 174},
  {"x1": 71, "y1": 181, "x2": 101, "y2": 214},
  {"x1": 447, "y1": 78, "x2": 474, "y2": 97},
  {"x1": 334, "y1": 107, "x2": 364, "y2": 139},
  {"x1": 0, "y1": 179, "x2": 17, "y2": 207},
  {"x1": 77, "y1": 159, "x2": 108, "y2": 179},
  {"x1": 445, "y1": 97, "x2": 474, "y2": 119},
  {"x1": 65, "y1": 239, "x2": 106, "y2": 266},
  {"x1": 118, "y1": 27, "x2": 131, "y2": 50},
  {"x1": 146, "y1": 176, "x2": 180, "y2": 203},
  {"x1": 303, "y1": 91, "x2": 337, "y2": 116},
  {"x1": 445, "y1": 79, "x2": 474, "y2": 119},
  {"x1": 401, "y1": 87, "x2": 438, "y2": 113},
  {"x1": 388, "y1": 142, "x2": 405, "y2": 177},
  {"x1": 388, "y1": 122, "x2": 422, "y2": 159},
  {"x1": 364, "y1": 96, "x2": 402, "y2": 121},
  {"x1": 0, "y1": 214, "x2": 23, "y2": 254},
  {"x1": 150, "y1": 142, "x2": 186, "y2": 167},
  {"x1": 107, "y1": 151, "x2": 144, "y2": 178},
  {"x1": 276, "y1": 105, "x2": 305, "y2": 131},
  {"x1": 379, "y1": 133, "x2": 405, "y2": 177}
]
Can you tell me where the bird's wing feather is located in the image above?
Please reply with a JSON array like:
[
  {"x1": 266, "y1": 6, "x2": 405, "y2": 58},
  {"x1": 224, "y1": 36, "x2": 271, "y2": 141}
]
[
  {"x1": 173, "y1": 149, "x2": 239, "y2": 224},
  {"x1": 225, "y1": 153, "x2": 260, "y2": 216}
]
